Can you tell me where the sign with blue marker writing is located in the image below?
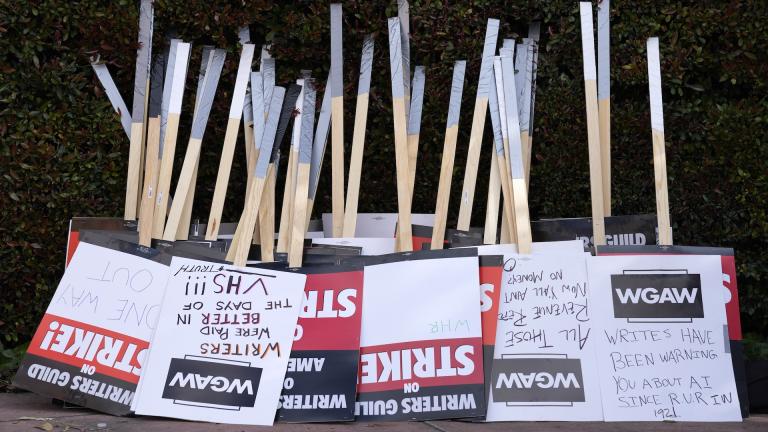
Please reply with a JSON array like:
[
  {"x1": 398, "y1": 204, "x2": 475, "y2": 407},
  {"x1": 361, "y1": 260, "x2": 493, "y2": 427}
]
[
  {"x1": 588, "y1": 254, "x2": 741, "y2": 422},
  {"x1": 133, "y1": 257, "x2": 306, "y2": 425},
  {"x1": 13, "y1": 242, "x2": 169, "y2": 415}
]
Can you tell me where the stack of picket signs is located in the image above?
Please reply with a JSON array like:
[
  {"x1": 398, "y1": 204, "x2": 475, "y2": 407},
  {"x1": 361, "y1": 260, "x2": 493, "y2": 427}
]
[{"x1": 15, "y1": 0, "x2": 748, "y2": 425}]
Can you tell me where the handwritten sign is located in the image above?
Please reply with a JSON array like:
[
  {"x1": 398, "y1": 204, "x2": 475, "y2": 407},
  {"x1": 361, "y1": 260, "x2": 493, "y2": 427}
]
[
  {"x1": 483, "y1": 244, "x2": 604, "y2": 421},
  {"x1": 14, "y1": 243, "x2": 169, "y2": 415},
  {"x1": 587, "y1": 254, "x2": 741, "y2": 422},
  {"x1": 349, "y1": 249, "x2": 484, "y2": 421},
  {"x1": 133, "y1": 257, "x2": 306, "y2": 425},
  {"x1": 277, "y1": 264, "x2": 364, "y2": 422}
]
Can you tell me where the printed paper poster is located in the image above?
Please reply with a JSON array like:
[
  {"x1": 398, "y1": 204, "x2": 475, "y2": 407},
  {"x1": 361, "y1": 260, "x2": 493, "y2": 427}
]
[
  {"x1": 588, "y1": 254, "x2": 741, "y2": 422},
  {"x1": 133, "y1": 257, "x2": 306, "y2": 425},
  {"x1": 350, "y1": 249, "x2": 484, "y2": 421},
  {"x1": 277, "y1": 264, "x2": 364, "y2": 422},
  {"x1": 14, "y1": 242, "x2": 169, "y2": 415}
]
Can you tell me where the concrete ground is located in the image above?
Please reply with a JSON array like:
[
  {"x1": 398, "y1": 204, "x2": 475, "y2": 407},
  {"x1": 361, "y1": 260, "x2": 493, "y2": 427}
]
[{"x1": 1, "y1": 392, "x2": 766, "y2": 432}]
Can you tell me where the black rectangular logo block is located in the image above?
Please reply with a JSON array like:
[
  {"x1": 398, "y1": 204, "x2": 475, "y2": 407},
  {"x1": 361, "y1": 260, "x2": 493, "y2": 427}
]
[
  {"x1": 611, "y1": 273, "x2": 704, "y2": 319},
  {"x1": 162, "y1": 357, "x2": 262, "y2": 409},
  {"x1": 490, "y1": 358, "x2": 585, "y2": 403}
]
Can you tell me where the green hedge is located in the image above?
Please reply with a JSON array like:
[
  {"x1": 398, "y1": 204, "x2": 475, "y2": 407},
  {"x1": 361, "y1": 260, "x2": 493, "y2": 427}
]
[{"x1": 1, "y1": 0, "x2": 767, "y2": 348}]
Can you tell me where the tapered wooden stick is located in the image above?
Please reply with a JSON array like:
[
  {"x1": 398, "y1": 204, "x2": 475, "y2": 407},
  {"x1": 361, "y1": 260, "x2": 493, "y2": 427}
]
[
  {"x1": 205, "y1": 44, "x2": 256, "y2": 240},
  {"x1": 497, "y1": 39, "x2": 515, "y2": 244},
  {"x1": 488, "y1": 60, "x2": 516, "y2": 244},
  {"x1": 483, "y1": 56, "x2": 508, "y2": 245},
  {"x1": 342, "y1": 36, "x2": 375, "y2": 237},
  {"x1": 431, "y1": 62, "x2": 466, "y2": 249},
  {"x1": 91, "y1": 63, "x2": 131, "y2": 138},
  {"x1": 388, "y1": 18, "x2": 414, "y2": 251},
  {"x1": 330, "y1": 3, "x2": 345, "y2": 237},
  {"x1": 228, "y1": 87, "x2": 286, "y2": 266},
  {"x1": 288, "y1": 79, "x2": 316, "y2": 267},
  {"x1": 598, "y1": 0, "x2": 611, "y2": 216},
  {"x1": 647, "y1": 37, "x2": 673, "y2": 246},
  {"x1": 579, "y1": 2, "x2": 606, "y2": 246},
  {"x1": 306, "y1": 72, "x2": 333, "y2": 230},
  {"x1": 407, "y1": 66, "x2": 426, "y2": 199},
  {"x1": 239, "y1": 28, "x2": 257, "y2": 208},
  {"x1": 520, "y1": 40, "x2": 535, "y2": 186},
  {"x1": 501, "y1": 46, "x2": 533, "y2": 253},
  {"x1": 456, "y1": 19, "x2": 499, "y2": 231},
  {"x1": 152, "y1": 41, "x2": 190, "y2": 238},
  {"x1": 398, "y1": 0, "x2": 411, "y2": 120},
  {"x1": 125, "y1": 0, "x2": 154, "y2": 220},
  {"x1": 248, "y1": 71, "x2": 266, "y2": 245},
  {"x1": 276, "y1": 79, "x2": 305, "y2": 253},
  {"x1": 162, "y1": 49, "x2": 226, "y2": 240},
  {"x1": 527, "y1": 21, "x2": 541, "y2": 152}
]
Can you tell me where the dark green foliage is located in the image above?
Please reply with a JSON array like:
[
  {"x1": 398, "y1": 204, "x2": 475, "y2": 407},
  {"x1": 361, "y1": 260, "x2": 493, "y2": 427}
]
[{"x1": 1, "y1": 0, "x2": 767, "y2": 348}]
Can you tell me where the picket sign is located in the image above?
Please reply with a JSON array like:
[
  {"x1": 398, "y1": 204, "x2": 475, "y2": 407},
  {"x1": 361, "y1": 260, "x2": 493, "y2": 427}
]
[
  {"x1": 276, "y1": 78, "x2": 306, "y2": 254},
  {"x1": 431, "y1": 62, "x2": 467, "y2": 249},
  {"x1": 152, "y1": 41, "x2": 191, "y2": 239},
  {"x1": 647, "y1": 38, "x2": 673, "y2": 245},
  {"x1": 457, "y1": 19, "x2": 499, "y2": 231},
  {"x1": 133, "y1": 257, "x2": 306, "y2": 425},
  {"x1": 125, "y1": 0, "x2": 154, "y2": 221},
  {"x1": 13, "y1": 243, "x2": 169, "y2": 415},
  {"x1": 162, "y1": 49, "x2": 226, "y2": 241},
  {"x1": 205, "y1": 44, "x2": 256, "y2": 240},
  {"x1": 597, "y1": 0, "x2": 611, "y2": 215},
  {"x1": 387, "y1": 18, "x2": 414, "y2": 251},
  {"x1": 349, "y1": 249, "x2": 485, "y2": 420},
  {"x1": 288, "y1": 80, "x2": 317, "y2": 268},
  {"x1": 588, "y1": 254, "x2": 741, "y2": 421},
  {"x1": 342, "y1": 36, "x2": 375, "y2": 237},
  {"x1": 227, "y1": 87, "x2": 286, "y2": 266},
  {"x1": 330, "y1": 3, "x2": 345, "y2": 237},
  {"x1": 273, "y1": 264, "x2": 365, "y2": 422},
  {"x1": 480, "y1": 243, "x2": 604, "y2": 421},
  {"x1": 579, "y1": 2, "x2": 606, "y2": 246}
]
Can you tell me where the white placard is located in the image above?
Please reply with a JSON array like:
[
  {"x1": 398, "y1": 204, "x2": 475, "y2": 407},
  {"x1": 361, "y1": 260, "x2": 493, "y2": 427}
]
[
  {"x1": 322, "y1": 213, "x2": 435, "y2": 238},
  {"x1": 133, "y1": 257, "x2": 306, "y2": 425},
  {"x1": 13, "y1": 243, "x2": 169, "y2": 415},
  {"x1": 313, "y1": 237, "x2": 396, "y2": 255},
  {"x1": 485, "y1": 245, "x2": 603, "y2": 421},
  {"x1": 588, "y1": 254, "x2": 741, "y2": 422},
  {"x1": 355, "y1": 250, "x2": 485, "y2": 421}
]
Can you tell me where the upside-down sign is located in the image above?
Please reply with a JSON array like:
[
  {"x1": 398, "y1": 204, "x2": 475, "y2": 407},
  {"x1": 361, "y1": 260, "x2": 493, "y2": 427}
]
[
  {"x1": 14, "y1": 242, "x2": 170, "y2": 415},
  {"x1": 346, "y1": 249, "x2": 485, "y2": 421},
  {"x1": 277, "y1": 263, "x2": 365, "y2": 422}
]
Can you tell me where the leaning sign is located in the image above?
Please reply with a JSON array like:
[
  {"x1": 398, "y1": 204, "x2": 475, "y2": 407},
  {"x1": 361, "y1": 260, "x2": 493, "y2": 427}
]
[{"x1": 13, "y1": 242, "x2": 169, "y2": 415}]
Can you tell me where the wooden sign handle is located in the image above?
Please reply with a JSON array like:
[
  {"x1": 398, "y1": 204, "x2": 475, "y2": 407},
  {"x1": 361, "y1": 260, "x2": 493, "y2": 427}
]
[
  {"x1": 138, "y1": 117, "x2": 161, "y2": 247},
  {"x1": 647, "y1": 37, "x2": 673, "y2": 246},
  {"x1": 598, "y1": 0, "x2": 611, "y2": 216}
]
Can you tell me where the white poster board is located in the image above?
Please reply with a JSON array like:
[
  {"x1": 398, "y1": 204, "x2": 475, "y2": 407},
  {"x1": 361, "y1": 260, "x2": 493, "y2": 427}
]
[
  {"x1": 13, "y1": 243, "x2": 169, "y2": 415},
  {"x1": 484, "y1": 244, "x2": 604, "y2": 421},
  {"x1": 322, "y1": 213, "x2": 434, "y2": 238},
  {"x1": 313, "y1": 237, "x2": 396, "y2": 255},
  {"x1": 133, "y1": 257, "x2": 306, "y2": 425},
  {"x1": 588, "y1": 254, "x2": 741, "y2": 422},
  {"x1": 354, "y1": 249, "x2": 485, "y2": 420}
]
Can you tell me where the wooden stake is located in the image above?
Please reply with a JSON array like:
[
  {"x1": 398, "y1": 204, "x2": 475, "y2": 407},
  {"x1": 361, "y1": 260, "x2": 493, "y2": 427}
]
[
  {"x1": 288, "y1": 79, "x2": 316, "y2": 267},
  {"x1": 488, "y1": 61, "x2": 516, "y2": 244},
  {"x1": 520, "y1": 40, "x2": 535, "y2": 186},
  {"x1": 277, "y1": 78, "x2": 308, "y2": 253},
  {"x1": 598, "y1": 0, "x2": 611, "y2": 216},
  {"x1": 388, "y1": 18, "x2": 414, "y2": 251},
  {"x1": 138, "y1": 116, "x2": 160, "y2": 246},
  {"x1": 125, "y1": 0, "x2": 153, "y2": 221},
  {"x1": 407, "y1": 66, "x2": 425, "y2": 199},
  {"x1": 91, "y1": 63, "x2": 131, "y2": 138},
  {"x1": 579, "y1": 2, "x2": 606, "y2": 246},
  {"x1": 152, "y1": 41, "x2": 190, "y2": 238},
  {"x1": 248, "y1": 71, "x2": 266, "y2": 245},
  {"x1": 483, "y1": 152, "x2": 501, "y2": 244},
  {"x1": 527, "y1": 21, "x2": 541, "y2": 157},
  {"x1": 162, "y1": 49, "x2": 226, "y2": 241},
  {"x1": 647, "y1": 37, "x2": 673, "y2": 245},
  {"x1": 456, "y1": 19, "x2": 499, "y2": 231},
  {"x1": 342, "y1": 36, "x2": 374, "y2": 237},
  {"x1": 205, "y1": 44, "x2": 256, "y2": 240},
  {"x1": 398, "y1": 0, "x2": 411, "y2": 120},
  {"x1": 330, "y1": 3, "x2": 345, "y2": 237},
  {"x1": 239, "y1": 28, "x2": 258, "y2": 214},
  {"x1": 500, "y1": 46, "x2": 533, "y2": 253},
  {"x1": 228, "y1": 87, "x2": 286, "y2": 266},
  {"x1": 431, "y1": 61, "x2": 466, "y2": 249},
  {"x1": 306, "y1": 72, "x2": 333, "y2": 230}
]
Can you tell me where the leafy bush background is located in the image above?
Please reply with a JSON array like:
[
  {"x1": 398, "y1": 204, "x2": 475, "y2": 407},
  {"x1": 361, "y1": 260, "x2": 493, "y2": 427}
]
[{"x1": 1, "y1": 0, "x2": 766, "y2": 349}]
